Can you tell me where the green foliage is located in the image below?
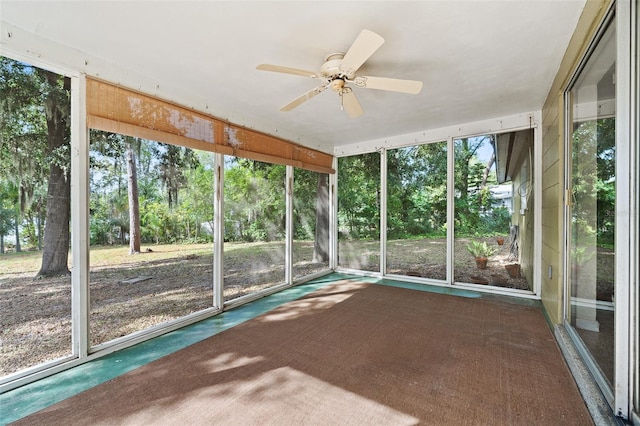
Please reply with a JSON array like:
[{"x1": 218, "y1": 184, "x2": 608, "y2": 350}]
[
  {"x1": 337, "y1": 153, "x2": 380, "y2": 240},
  {"x1": 88, "y1": 132, "x2": 209, "y2": 246},
  {"x1": 338, "y1": 137, "x2": 511, "y2": 243},
  {"x1": 386, "y1": 143, "x2": 448, "y2": 239},
  {"x1": 293, "y1": 168, "x2": 323, "y2": 240},
  {"x1": 571, "y1": 117, "x2": 615, "y2": 248},
  {"x1": 223, "y1": 158, "x2": 286, "y2": 242},
  {"x1": 452, "y1": 136, "x2": 512, "y2": 237},
  {"x1": 0, "y1": 57, "x2": 61, "y2": 252},
  {"x1": 466, "y1": 240, "x2": 497, "y2": 258}
]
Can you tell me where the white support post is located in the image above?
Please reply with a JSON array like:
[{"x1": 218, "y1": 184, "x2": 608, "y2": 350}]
[
  {"x1": 213, "y1": 153, "x2": 225, "y2": 310},
  {"x1": 615, "y1": 1, "x2": 632, "y2": 418},
  {"x1": 446, "y1": 136, "x2": 455, "y2": 285},
  {"x1": 632, "y1": 0, "x2": 639, "y2": 416},
  {"x1": 70, "y1": 73, "x2": 90, "y2": 358},
  {"x1": 285, "y1": 166, "x2": 293, "y2": 284},
  {"x1": 380, "y1": 149, "x2": 387, "y2": 276},
  {"x1": 330, "y1": 157, "x2": 338, "y2": 270},
  {"x1": 533, "y1": 112, "x2": 543, "y2": 297}
]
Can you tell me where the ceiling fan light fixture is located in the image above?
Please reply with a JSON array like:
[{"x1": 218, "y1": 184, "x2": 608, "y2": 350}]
[{"x1": 330, "y1": 79, "x2": 345, "y2": 92}]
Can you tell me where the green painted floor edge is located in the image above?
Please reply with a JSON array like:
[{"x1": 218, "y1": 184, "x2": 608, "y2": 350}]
[{"x1": 1, "y1": 273, "x2": 528, "y2": 424}]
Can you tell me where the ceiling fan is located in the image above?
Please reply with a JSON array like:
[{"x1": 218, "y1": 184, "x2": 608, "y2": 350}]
[{"x1": 256, "y1": 29, "x2": 423, "y2": 118}]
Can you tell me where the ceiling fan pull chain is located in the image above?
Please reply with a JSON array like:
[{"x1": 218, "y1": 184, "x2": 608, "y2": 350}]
[{"x1": 340, "y1": 90, "x2": 344, "y2": 111}]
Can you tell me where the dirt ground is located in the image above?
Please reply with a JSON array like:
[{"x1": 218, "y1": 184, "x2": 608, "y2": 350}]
[
  {"x1": 0, "y1": 241, "x2": 326, "y2": 376},
  {"x1": 1, "y1": 238, "x2": 614, "y2": 377},
  {"x1": 339, "y1": 236, "x2": 530, "y2": 290}
]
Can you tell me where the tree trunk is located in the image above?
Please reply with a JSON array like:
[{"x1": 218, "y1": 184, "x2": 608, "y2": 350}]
[
  {"x1": 37, "y1": 211, "x2": 42, "y2": 250},
  {"x1": 38, "y1": 161, "x2": 71, "y2": 276},
  {"x1": 126, "y1": 141, "x2": 141, "y2": 254},
  {"x1": 481, "y1": 152, "x2": 496, "y2": 188},
  {"x1": 313, "y1": 174, "x2": 330, "y2": 263},
  {"x1": 479, "y1": 152, "x2": 496, "y2": 206},
  {"x1": 37, "y1": 71, "x2": 71, "y2": 277},
  {"x1": 458, "y1": 139, "x2": 471, "y2": 219},
  {"x1": 14, "y1": 215, "x2": 21, "y2": 252}
]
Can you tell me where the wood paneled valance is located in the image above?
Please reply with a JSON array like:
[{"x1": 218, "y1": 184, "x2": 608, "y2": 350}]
[{"x1": 86, "y1": 77, "x2": 334, "y2": 174}]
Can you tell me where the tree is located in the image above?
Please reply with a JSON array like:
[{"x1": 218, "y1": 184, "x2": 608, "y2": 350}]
[
  {"x1": 1, "y1": 57, "x2": 71, "y2": 273},
  {"x1": 156, "y1": 144, "x2": 198, "y2": 210},
  {"x1": 37, "y1": 70, "x2": 71, "y2": 276},
  {"x1": 126, "y1": 138, "x2": 141, "y2": 254},
  {"x1": 180, "y1": 151, "x2": 215, "y2": 242},
  {"x1": 0, "y1": 181, "x2": 17, "y2": 253},
  {"x1": 337, "y1": 152, "x2": 380, "y2": 240},
  {"x1": 313, "y1": 173, "x2": 330, "y2": 262},
  {"x1": 479, "y1": 137, "x2": 496, "y2": 205},
  {"x1": 224, "y1": 158, "x2": 286, "y2": 242},
  {"x1": 385, "y1": 142, "x2": 449, "y2": 239},
  {"x1": 0, "y1": 58, "x2": 48, "y2": 253},
  {"x1": 454, "y1": 136, "x2": 492, "y2": 235}
]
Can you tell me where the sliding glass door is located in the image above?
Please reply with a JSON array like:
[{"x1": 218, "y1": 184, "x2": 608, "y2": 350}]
[{"x1": 566, "y1": 16, "x2": 616, "y2": 388}]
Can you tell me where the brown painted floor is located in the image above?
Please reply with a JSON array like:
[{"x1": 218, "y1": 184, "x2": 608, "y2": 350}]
[{"x1": 14, "y1": 278, "x2": 593, "y2": 425}]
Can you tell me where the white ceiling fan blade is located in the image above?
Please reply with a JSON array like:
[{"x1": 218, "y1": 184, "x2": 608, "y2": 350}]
[
  {"x1": 355, "y1": 76, "x2": 423, "y2": 94},
  {"x1": 257, "y1": 64, "x2": 318, "y2": 78},
  {"x1": 340, "y1": 30, "x2": 385, "y2": 76},
  {"x1": 341, "y1": 89, "x2": 364, "y2": 118},
  {"x1": 280, "y1": 86, "x2": 326, "y2": 111}
]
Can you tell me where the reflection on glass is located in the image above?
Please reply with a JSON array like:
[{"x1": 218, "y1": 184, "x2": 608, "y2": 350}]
[
  {"x1": 386, "y1": 143, "x2": 447, "y2": 280},
  {"x1": 89, "y1": 133, "x2": 214, "y2": 346},
  {"x1": 293, "y1": 169, "x2": 330, "y2": 279},
  {"x1": 223, "y1": 158, "x2": 286, "y2": 300},
  {"x1": 568, "y1": 20, "x2": 616, "y2": 385},
  {"x1": 337, "y1": 153, "x2": 381, "y2": 272},
  {"x1": 453, "y1": 134, "x2": 532, "y2": 290},
  {"x1": 1, "y1": 58, "x2": 72, "y2": 376}
]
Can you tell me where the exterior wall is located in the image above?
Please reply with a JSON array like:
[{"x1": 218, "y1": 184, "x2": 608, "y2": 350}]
[
  {"x1": 540, "y1": 0, "x2": 612, "y2": 324},
  {"x1": 511, "y1": 152, "x2": 535, "y2": 289}
]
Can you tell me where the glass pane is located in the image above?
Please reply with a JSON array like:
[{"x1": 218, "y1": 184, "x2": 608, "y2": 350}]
[
  {"x1": 293, "y1": 169, "x2": 330, "y2": 279},
  {"x1": 453, "y1": 134, "x2": 531, "y2": 290},
  {"x1": 386, "y1": 143, "x2": 447, "y2": 280},
  {"x1": 89, "y1": 133, "x2": 214, "y2": 347},
  {"x1": 337, "y1": 153, "x2": 381, "y2": 272},
  {"x1": 223, "y1": 158, "x2": 286, "y2": 301},
  {"x1": 1, "y1": 58, "x2": 72, "y2": 375},
  {"x1": 568, "y1": 20, "x2": 616, "y2": 385}
]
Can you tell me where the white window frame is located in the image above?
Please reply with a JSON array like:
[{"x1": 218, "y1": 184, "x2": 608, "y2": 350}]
[{"x1": 334, "y1": 113, "x2": 542, "y2": 299}]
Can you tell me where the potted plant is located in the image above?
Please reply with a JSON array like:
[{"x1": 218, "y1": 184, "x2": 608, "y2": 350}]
[
  {"x1": 496, "y1": 236, "x2": 505, "y2": 246},
  {"x1": 466, "y1": 241, "x2": 497, "y2": 269},
  {"x1": 505, "y1": 263, "x2": 520, "y2": 278}
]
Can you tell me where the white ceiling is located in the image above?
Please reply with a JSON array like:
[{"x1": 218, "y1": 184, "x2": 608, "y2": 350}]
[{"x1": 0, "y1": 1, "x2": 586, "y2": 155}]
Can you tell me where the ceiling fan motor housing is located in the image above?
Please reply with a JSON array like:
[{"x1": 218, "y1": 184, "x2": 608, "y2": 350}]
[{"x1": 321, "y1": 53, "x2": 354, "y2": 80}]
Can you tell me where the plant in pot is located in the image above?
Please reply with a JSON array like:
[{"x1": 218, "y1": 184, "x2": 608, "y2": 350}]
[
  {"x1": 505, "y1": 263, "x2": 520, "y2": 278},
  {"x1": 466, "y1": 241, "x2": 497, "y2": 270},
  {"x1": 496, "y1": 236, "x2": 505, "y2": 246}
]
